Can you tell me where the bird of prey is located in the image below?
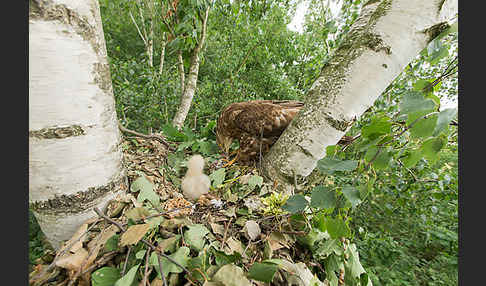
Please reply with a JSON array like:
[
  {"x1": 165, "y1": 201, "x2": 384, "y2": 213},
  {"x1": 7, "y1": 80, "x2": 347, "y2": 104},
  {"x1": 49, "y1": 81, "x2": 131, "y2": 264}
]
[{"x1": 216, "y1": 100, "x2": 304, "y2": 165}]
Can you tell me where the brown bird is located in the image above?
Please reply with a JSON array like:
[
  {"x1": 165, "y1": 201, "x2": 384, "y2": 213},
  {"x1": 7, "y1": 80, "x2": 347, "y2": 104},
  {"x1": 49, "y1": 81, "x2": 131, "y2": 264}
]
[
  {"x1": 181, "y1": 155, "x2": 211, "y2": 201},
  {"x1": 216, "y1": 100, "x2": 304, "y2": 165}
]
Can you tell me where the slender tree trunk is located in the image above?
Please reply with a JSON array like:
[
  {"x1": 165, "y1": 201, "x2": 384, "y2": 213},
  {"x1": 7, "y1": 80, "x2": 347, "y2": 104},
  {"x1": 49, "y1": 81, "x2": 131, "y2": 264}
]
[
  {"x1": 159, "y1": 32, "x2": 167, "y2": 74},
  {"x1": 177, "y1": 50, "x2": 185, "y2": 95},
  {"x1": 29, "y1": 0, "x2": 127, "y2": 250},
  {"x1": 146, "y1": 0, "x2": 154, "y2": 67},
  {"x1": 262, "y1": 0, "x2": 458, "y2": 191},
  {"x1": 172, "y1": 8, "x2": 210, "y2": 129}
]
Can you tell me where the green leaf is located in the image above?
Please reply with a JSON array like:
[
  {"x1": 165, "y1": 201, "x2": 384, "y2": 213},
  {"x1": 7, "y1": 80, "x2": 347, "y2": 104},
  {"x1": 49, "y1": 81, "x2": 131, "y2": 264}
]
[
  {"x1": 344, "y1": 244, "x2": 366, "y2": 280},
  {"x1": 92, "y1": 267, "x2": 121, "y2": 286},
  {"x1": 433, "y1": 108, "x2": 457, "y2": 136},
  {"x1": 104, "y1": 234, "x2": 119, "y2": 252},
  {"x1": 212, "y1": 248, "x2": 242, "y2": 266},
  {"x1": 399, "y1": 91, "x2": 436, "y2": 116},
  {"x1": 410, "y1": 114, "x2": 438, "y2": 139},
  {"x1": 420, "y1": 137, "x2": 446, "y2": 164},
  {"x1": 209, "y1": 168, "x2": 226, "y2": 188},
  {"x1": 371, "y1": 148, "x2": 392, "y2": 170},
  {"x1": 195, "y1": 140, "x2": 217, "y2": 155},
  {"x1": 147, "y1": 216, "x2": 165, "y2": 230},
  {"x1": 326, "y1": 145, "x2": 339, "y2": 156},
  {"x1": 315, "y1": 238, "x2": 342, "y2": 258},
  {"x1": 150, "y1": 246, "x2": 190, "y2": 278},
  {"x1": 282, "y1": 194, "x2": 308, "y2": 214},
  {"x1": 310, "y1": 186, "x2": 336, "y2": 209},
  {"x1": 188, "y1": 251, "x2": 210, "y2": 281},
  {"x1": 212, "y1": 264, "x2": 252, "y2": 286},
  {"x1": 341, "y1": 186, "x2": 362, "y2": 208},
  {"x1": 429, "y1": 46, "x2": 449, "y2": 65},
  {"x1": 135, "y1": 250, "x2": 146, "y2": 260},
  {"x1": 161, "y1": 124, "x2": 186, "y2": 142},
  {"x1": 131, "y1": 176, "x2": 160, "y2": 206},
  {"x1": 130, "y1": 175, "x2": 153, "y2": 193},
  {"x1": 114, "y1": 264, "x2": 140, "y2": 286},
  {"x1": 248, "y1": 262, "x2": 279, "y2": 283},
  {"x1": 177, "y1": 141, "x2": 193, "y2": 152},
  {"x1": 362, "y1": 116, "x2": 392, "y2": 140},
  {"x1": 413, "y1": 79, "x2": 433, "y2": 94},
  {"x1": 248, "y1": 175, "x2": 264, "y2": 190},
  {"x1": 297, "y1": 228, "x2": 328, "y2": 248},
  {"x1": 317, "y1": 158, "x2": 358, "y2": 174},
  {"x1": 326, "y1": 217, "x2": 351, "y2": 239},
  {"x1": 184, "y1": 224, "x2": 209, "y2": 252},
  {"x1": 402, "y1": 149, "x2": 423, "y2": 168}
]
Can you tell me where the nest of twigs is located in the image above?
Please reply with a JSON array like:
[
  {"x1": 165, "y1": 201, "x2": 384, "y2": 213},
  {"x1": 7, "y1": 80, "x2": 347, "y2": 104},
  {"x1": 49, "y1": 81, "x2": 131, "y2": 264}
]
[{"x1": 29, "y1": 135, "x2": 328, "y2": 286}]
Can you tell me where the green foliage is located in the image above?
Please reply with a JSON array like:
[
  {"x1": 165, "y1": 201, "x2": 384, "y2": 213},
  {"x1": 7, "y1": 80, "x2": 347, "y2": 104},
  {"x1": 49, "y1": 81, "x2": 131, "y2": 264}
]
[
  {"x1": 282, "y1": 194, "x2": 308, "y2": 214},
  {"x1": 29, "y1": 1, "x2": 458, "y2": 285},
  {"x1": 92, "y1": 267, "x2": 121, "y2": 286},
  {"x1": 29, "y1": 210, "x2": 48, "y2": 267},
  {"x1": 247, "y1": 262, "x2": 279, "y2": 283}
]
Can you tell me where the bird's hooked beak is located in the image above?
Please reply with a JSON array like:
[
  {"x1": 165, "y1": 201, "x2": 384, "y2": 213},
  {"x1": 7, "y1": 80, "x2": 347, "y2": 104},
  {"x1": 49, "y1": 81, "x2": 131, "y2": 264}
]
[{"x1": 216, "y1": 134, "x2": 233, "y2": 155}]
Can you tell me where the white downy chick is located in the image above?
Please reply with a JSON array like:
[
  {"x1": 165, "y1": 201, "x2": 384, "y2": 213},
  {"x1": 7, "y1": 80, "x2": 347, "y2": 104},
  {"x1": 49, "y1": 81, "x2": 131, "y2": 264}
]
[{"x1": 181, "y1": 155, "x2": 211, "y2": 201}]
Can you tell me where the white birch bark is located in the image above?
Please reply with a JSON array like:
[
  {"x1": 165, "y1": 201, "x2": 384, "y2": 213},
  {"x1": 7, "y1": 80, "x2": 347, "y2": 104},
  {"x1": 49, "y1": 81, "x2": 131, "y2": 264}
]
[
  {"x1": 262, "y1": 0, "x2": 458, "y2": 190},
  {"x1": 146, "y1": 0, "x2": 154, "y2": 67},
  {"x1": 159, "y1": 32, "x2": 167, "y2": 74},
  {"x1": 29, "y1": 0, "x2": 127, "y2": 249},
  {"x1": 177, "y1": 50, "x2": 185, "y2": 95},
  {"x1": 172, "y1": 8, "x2": 210, "y2": 129}
]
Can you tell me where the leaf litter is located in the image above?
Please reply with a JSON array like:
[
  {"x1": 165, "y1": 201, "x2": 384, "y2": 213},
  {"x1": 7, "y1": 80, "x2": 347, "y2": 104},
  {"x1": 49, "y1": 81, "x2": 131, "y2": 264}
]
[{"x1": 29, "y1": 136, "x2": 358, "y2": 286}]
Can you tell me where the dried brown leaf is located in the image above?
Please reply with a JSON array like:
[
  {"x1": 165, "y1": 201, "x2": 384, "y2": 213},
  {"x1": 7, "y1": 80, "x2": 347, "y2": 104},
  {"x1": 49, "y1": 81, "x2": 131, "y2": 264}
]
[
  {"x1": 55, "y1": 248, "x2": 89, "y2": 271},
  {"x1": 120, "y1": 223, "x2": 151, "y2": 247},
  {"x1": 210, "y1": 223, "x2": 225, "y2": 236},
  {"x1": 224, "y1": 237, "x2": 245, "y2": 257},
  {"x1": 268, "y1": 232, "x2": 290, "y2": 251}
]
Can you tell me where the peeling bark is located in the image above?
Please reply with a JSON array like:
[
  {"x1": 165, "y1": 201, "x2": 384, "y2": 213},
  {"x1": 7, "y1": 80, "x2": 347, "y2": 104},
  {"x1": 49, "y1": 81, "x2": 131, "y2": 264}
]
[
  {"x1": 172, "y1": 7, "x2": 210, "y2": 129},
  {"x1": 29, "y1": 0, "x2": 127, "y2": 249},
  {"x1": 262, "y1": 0, "x2": 458, "y2": 190}
]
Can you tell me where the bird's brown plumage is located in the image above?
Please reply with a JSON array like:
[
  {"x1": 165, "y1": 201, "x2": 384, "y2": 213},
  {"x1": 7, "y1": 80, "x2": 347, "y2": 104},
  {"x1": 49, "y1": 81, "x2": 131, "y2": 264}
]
[{"x1": 216, "y1": 100, "x2": 304, "y2": 164}]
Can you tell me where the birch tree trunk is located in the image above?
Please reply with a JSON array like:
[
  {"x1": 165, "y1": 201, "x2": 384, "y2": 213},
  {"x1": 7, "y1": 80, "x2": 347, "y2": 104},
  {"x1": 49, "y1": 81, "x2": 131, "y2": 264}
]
[
  {"x1": 159, "y1": 32, "x2": 167, "y2": 74},
  {"x1": 177, "y1": 50, "x2": 185, "y2": 95},
  {"x1": 146, "y1": 0, "x2": 154, "y2": 67},
  {"x1": 29, "y1": 0, "x2": 127, "y2": 250},
  {"x1": 172, "y1": 8, "x2": 210, "y2": 129},
  {"x1": 262, "y1": 0, "x2": 458, "y2": 190}
]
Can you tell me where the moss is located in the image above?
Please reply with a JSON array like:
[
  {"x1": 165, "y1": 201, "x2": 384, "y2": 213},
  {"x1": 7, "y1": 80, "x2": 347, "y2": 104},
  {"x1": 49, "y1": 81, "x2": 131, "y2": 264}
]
[
  {"x1": 323, "y1": 113, "x2": 352, "y2": 132},
  {"x1": 93, "y1": 62, "x2": 113, "y2": 95},
  {"x1": 263, "y1": 0, "x2": 394, "y2": 186},
  {"x1": 423, "y1": 22, "x2": 451, "y2": 43},
  {"x1": 29, "y1": 125, "x2": 85, "y2": 139},
  {"x1": 30, "y1": 176, "x2": 127, "y2": 215}
]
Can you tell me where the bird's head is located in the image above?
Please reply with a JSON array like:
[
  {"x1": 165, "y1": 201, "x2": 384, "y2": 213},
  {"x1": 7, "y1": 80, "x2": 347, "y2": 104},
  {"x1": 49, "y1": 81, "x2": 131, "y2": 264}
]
[{"x1": 216, "y1": 133, "x2": 233, "y2": 154}]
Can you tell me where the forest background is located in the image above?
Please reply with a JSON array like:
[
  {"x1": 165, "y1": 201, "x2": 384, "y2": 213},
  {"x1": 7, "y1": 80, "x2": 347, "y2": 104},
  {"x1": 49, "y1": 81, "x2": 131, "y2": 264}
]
[{"x1": 29, "y1": 0, "x2": 458, "y2": 285}]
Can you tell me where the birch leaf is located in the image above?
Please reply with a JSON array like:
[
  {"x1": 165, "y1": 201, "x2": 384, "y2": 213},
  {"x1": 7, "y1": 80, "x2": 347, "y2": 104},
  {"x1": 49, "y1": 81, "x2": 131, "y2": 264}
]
[
  {"x1": 248, "y1": 262, "x2": 279, "y2": 283},
  {"x1": 91, "y1": 267, "x2": 121, "y2": 286},
  {"x1": 212, "y1": 264, "x2": 252, "y2": 286},
  {"x1": 114, "y1": 264, "x2": 140, "y2": 286},
  {"x1": 55, "y1": 247, "x2": 89, "y2": 271},
  {"x1": 184, "y1": 224, "x2": 209, "y2": 252},
  {"x1": 120, "y1": 223, "x2": 150, "y2": 247},
  {"x1": 244, "y1": 220, "x2": 261, "y2": 241}
]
